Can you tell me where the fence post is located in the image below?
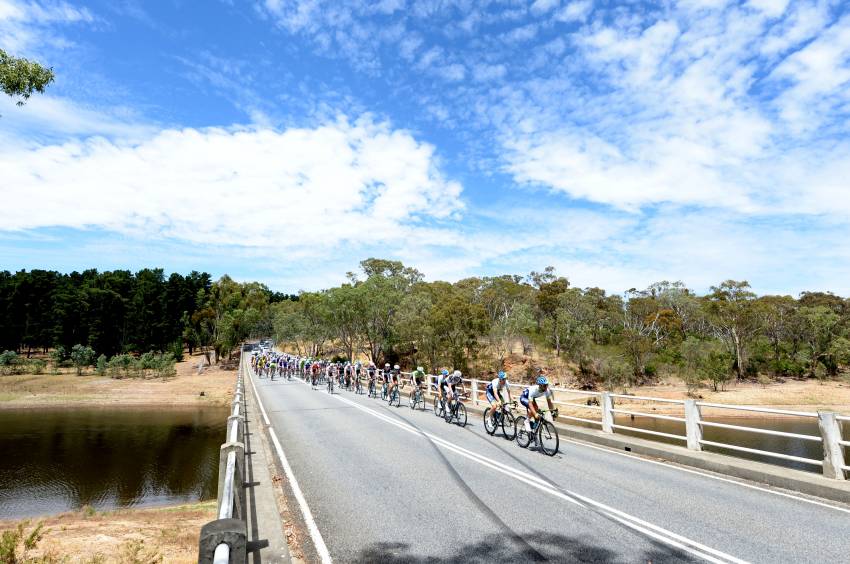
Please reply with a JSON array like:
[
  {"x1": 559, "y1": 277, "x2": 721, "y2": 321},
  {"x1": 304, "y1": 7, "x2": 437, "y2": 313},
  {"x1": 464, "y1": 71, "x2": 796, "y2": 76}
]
[
  {"x1": 217, "y1": 442, "x2": 245, "y2": 518},
  {"x1": 818, "y1": 411, "x2": 846, "y2": 480},
  {"x1": 471, "y1": 380, "x2": 479, "y2": 406},
  {"x1": 684, "y1": 399, "x2": 703, "y2": 451},
  {"x1": 601, "y1": 392, "x2": 614, "y2": 433}
]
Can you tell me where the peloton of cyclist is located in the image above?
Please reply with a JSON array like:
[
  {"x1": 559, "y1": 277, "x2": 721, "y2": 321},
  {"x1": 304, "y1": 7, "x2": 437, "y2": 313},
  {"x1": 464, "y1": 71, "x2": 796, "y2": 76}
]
[{"x1": 520, "y1": 370, "x2": 557, "y2": 434}]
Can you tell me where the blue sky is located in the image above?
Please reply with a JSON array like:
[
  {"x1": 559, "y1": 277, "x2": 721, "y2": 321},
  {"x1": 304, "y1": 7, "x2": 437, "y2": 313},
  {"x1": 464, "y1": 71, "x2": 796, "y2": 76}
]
[{"x1": 1, "y1": 0, "x2": 849, "y2": 295}]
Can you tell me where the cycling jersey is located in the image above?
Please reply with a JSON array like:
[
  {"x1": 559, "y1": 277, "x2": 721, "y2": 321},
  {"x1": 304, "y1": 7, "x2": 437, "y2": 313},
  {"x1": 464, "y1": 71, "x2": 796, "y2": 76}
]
[
  {"x1": 411, "y1": 370, "x2": 425, "y2": 384},
  {"x1": 520, "y1": 385, "x2": 552, "y2": 408},
  {"x1": 485, "y1": 378, "x2": 506, "y2": 403}
]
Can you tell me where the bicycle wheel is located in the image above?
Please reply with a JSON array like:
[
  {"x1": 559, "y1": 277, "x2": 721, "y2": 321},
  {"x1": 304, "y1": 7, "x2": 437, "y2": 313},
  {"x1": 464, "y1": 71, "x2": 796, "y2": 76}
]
[
  {"x1": 390, "y1": 390, "x2": 399, "y2": 407},
  {"x1": 455, "y1": 403, "x2": 467, "y2": 427},
  {"x1": 483, "y1": 407, "x2": 497, "y2": 435},
  {"x1": 538, "y1": 420, "x2": 559, "y2": 456},
  {"x1": 433, "y1": 396, "x2": 442, "y2": 417},
  {"x1": 515, "y1": 416, "x2": 531, "y2": 448},
  {"x1": 502, "y1": 411, "x2": 517, "y2": 440}
]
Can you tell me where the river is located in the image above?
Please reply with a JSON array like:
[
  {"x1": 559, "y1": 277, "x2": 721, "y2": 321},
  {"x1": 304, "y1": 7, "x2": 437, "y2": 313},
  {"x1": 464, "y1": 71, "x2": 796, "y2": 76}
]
[{"x1": 0, "y1": 407, "x2": 227, "y2": 519}]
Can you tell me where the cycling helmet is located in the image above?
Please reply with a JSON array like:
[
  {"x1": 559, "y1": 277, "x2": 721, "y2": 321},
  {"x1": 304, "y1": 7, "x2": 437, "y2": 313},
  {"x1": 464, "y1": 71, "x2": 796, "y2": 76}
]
[
  {"x1": 498, "y1": 371, "x2": 507, "y2": 380},
  {"x1": 537, "y1": 376, "x2": 549, "y2": 386},
  {"x1": 453, "y1": 370, "x2": 462, "y2": 378},
  {"x1": 394, "y1": 364, "x2": 400, "y2": 370},
  {"x1": 417, "y1": 366, "x2": 423, "y2": 372},
  {"x1": 385, "y1": 363, "x2": 390, "y2": 368},
  {"x1": 441, "y1": 369, "x2": 449, "y2": 376}
]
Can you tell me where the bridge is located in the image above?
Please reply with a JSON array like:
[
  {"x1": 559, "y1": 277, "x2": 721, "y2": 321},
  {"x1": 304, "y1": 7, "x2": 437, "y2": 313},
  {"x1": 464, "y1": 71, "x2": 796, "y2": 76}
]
[{"x1": 199, "y1": 356, "x2": 850, "y2": 563}]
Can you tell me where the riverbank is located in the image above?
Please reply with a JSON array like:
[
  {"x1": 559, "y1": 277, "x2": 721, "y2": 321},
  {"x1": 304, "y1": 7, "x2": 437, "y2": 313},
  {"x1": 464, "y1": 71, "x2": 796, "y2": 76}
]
[
  {"x1": 0, "y1": 353, "x2": 236, "y2": 409},
  {"x1": 0, "y1": 501, "x2": 214, "y2": 563}
]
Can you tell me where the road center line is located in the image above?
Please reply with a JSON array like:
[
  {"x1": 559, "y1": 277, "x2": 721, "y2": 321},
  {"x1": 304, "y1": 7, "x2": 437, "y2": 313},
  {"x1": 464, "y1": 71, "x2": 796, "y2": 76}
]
[{"x1": 325, "y1": 390, "x2": 747, "y2": 564}]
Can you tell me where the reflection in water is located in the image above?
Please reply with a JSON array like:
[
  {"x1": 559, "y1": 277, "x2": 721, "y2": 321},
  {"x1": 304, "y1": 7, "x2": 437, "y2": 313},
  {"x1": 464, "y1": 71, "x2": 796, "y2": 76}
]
[{"x1": 0, "y1": 407, "x2": 227, "y2": 519}]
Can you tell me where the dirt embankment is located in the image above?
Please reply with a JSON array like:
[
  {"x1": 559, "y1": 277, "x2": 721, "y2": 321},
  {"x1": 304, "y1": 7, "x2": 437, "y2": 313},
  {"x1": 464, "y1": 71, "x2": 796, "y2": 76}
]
[
  {"x1": 0, "y1": 353, "x2": 237, "y2": 409},
  {"x1": 0, "y1": 501, "x2": 215, "y2": 563}
]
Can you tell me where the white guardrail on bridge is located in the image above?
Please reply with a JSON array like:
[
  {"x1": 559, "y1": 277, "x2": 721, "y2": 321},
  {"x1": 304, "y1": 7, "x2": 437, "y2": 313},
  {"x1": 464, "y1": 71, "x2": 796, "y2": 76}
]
[
  {"x1": 267, "y1": 357, "x2": 849, "y2": 480},
  {"x1": 198, "y1": 352, "x2": 248, "y2": 564},
  {"x1": 436, "y1": 374, "x2": 848, "y2": 480}
]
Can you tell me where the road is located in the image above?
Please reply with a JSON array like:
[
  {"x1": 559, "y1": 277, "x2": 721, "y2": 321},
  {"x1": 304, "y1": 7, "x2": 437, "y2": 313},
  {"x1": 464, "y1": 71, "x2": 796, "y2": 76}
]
[{"x1": 248, "y1": 369, "x2": 850, "y2": 563}]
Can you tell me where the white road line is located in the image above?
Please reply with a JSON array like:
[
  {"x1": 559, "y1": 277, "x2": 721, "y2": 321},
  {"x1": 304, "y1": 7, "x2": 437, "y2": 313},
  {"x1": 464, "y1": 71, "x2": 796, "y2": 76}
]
[
  {"x1": 560, "y1": 438, "x2": 850, "y2": 515},
  {"x1": 328, "y1": 392, "x2": 746, "y2": 564},
  {"x1": 247, "y1": 366, "x2": 333, "y2": 564}
]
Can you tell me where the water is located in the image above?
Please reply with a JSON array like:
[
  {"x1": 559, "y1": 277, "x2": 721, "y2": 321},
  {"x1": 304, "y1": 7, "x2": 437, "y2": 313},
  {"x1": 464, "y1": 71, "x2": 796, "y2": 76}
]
[{"x1": 0, "y1": 407, "x2": 227, "y2": 519}]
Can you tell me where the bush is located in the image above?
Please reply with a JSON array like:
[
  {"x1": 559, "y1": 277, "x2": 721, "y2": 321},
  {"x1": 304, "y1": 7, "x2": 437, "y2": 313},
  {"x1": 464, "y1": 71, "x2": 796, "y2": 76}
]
[
  {"x1": 0, "y1": 520, "x2": 58, "y2": 563},
  {"x1": 28, "y1": 358, "x2": 47, "y2": 375},
  {"x1": 95, "y1": 354, "x2": 108, "y2": 376},
  {"x1": 70, "y1": 344, "x2": 96, "y2": 375},
  {"x1": 49, "y1": 345, "x2": 68, "y2": 365},
  {"x1": 107, "y1": 354, "x2": 136, "y2": 379},
  {"x1": 169, "y1": 340, "x2": 184, "y2": 362},
  {"x1": 0, "y1": 350, "x2": 21, "y2": 375}
]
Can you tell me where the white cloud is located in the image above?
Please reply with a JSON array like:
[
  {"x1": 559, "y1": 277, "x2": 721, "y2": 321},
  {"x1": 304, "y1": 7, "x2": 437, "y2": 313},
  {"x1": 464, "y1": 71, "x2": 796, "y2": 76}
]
[
  {"x1": 0, "y1": 117, "x2": 464, "y2": 251},
  {"x1": 0, "y1": 0, "x2": 93, "y2": 53},
  {"x1": 554, "y1": 0, "x2": 591, "y2": 23},
  {"x1": 530, "y1": 0, "x2": 560, "y2": 16},
  {"x1": 472, "y1": 63, "x2": 507, "y2": 81}
]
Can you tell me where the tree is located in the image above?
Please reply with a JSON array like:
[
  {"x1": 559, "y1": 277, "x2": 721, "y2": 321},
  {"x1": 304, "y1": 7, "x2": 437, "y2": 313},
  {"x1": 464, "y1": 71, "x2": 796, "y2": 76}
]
[
  {"x1": 0, "y1": 49, "x2": 54, "y2": 110},
  {"x1": 706, "y1": 280, "x2": 760, "y2": 380}
]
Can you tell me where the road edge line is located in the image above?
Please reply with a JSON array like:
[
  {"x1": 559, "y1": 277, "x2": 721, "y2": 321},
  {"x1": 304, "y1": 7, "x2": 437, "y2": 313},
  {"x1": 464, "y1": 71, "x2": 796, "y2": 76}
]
[{"x1": 248, "y1": 365, "x2": 334, "y2": 564}]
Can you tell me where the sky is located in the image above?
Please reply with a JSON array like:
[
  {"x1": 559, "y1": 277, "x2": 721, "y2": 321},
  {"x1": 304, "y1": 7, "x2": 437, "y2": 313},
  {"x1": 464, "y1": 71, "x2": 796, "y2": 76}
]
[{"x1": 1, "y1": 0, "x2": 849, "y2": 296}]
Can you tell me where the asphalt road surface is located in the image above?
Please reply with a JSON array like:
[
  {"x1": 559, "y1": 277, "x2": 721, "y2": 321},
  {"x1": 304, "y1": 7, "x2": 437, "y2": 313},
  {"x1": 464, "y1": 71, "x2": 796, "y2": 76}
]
[{"x1": 249, "y1": 369, "x2": 850, "y2": 564}]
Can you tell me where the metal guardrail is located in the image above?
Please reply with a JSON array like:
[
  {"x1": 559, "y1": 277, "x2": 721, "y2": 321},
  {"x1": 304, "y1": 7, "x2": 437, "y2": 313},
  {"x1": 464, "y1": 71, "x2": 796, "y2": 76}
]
[{"x1": 198, "y1": 352, "x2": 247, "y2": 564}]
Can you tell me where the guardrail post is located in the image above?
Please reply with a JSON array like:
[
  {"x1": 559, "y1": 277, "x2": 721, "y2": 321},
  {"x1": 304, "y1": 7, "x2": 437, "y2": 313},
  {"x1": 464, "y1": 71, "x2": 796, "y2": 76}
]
[
  {"x1": 198, "y1": 518, "x2": 247, "y2": 564},
  {"x1": 684, "y1": 399, "x2": 703, "y2": 451},
  {"x1": 818, "y1": 411, "x2": 846, "y2": 480},
  {"x1": 601, "y1": 392, "x2": 614, "y2": 433},
  {"x1": 228, "y1": 414, "x2": 245, "y2": 445},
  {"x1": 471, "y1": 380, "x2": 479, "y2": 406}
]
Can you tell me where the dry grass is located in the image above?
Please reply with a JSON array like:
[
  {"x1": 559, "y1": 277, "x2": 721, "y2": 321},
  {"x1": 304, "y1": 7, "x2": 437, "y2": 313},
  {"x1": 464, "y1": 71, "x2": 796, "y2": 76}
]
[
  {"x1": 0, "y1": 501, "x2": 215, "y2": 563},
  {"x1": 0, "y1": 353, "x2": 236, "y2": 410}
]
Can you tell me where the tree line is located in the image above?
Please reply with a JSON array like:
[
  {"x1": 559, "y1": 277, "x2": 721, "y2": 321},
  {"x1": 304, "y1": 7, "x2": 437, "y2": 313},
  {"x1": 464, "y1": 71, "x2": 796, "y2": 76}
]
[
  {"x1": 3, "y1": 261, "x2": 848, "y2": 390},
  {"x1": 0, "y1": 269, "x2": 295, "y2": 363},
  {"x1": 271, "y1": 259, "x2": 850, "y2": 390}
]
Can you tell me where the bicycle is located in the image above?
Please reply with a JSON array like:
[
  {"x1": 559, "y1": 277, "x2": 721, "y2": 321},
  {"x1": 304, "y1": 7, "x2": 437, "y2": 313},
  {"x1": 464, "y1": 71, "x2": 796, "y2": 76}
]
[
  {"x1": 381, "y1": 381, "x2": 388, "y2": 401},
  {"x1": 432, "y1": 392, "x2": 446, "y2": 418},
  {"x1": 355, "y1": 377, "x2": 363, "y2": 395},
  {"x1": 443, "y1": 394, "x2": 468, "y2": 427},
  {"x1": 368, "y1": 378, "x2": 377, "y2": 398},
  {"x1": 515, "y1": 408, "x2": 559, "y2": 456},
  {"x1": 484, "y1": 401, "x2": 518, "y2": 440},
  {"x1": 388, "y1": 385, "x2": 400, "y2": 407},
  {"x1": 327, "y1": 374, "x2": 334, "y2": 394},
  {"x1": 409, "y1": 384, "x2": 425, "y2": 410}
]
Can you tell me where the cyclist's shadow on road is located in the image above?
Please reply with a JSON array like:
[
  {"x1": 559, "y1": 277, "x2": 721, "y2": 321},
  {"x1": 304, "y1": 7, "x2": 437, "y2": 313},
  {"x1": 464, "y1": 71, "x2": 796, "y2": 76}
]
[{"x1": 353, "y1": 532, "x2": 682, "y2": 563}]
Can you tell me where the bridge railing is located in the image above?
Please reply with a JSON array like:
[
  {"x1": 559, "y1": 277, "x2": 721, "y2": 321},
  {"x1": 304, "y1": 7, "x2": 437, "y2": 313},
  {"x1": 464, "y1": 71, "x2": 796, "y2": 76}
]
[
  {"x1": 198, "y1": 352, "x2": 247, "y2": 564},
  {"x1": 408, "y1": 372, "x2": 847, "y2": 480},
  {"x1": 278, "y1": 362, "x2": 847, "y2": 479}
]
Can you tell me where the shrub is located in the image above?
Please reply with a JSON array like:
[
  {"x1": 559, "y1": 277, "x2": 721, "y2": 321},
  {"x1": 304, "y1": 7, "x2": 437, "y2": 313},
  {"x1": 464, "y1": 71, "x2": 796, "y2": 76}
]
[
  {"x1": 28, "y1": 358, "x2": 47, "y2": 375},
  {"x1": 70, "y1": 344, "x2": 96, "y2": 375},
  {"x1": 0, "y1": 350, "x2": 20, "y2": 375},
  {"x1": 169, "y1": 340, "x2": 184, "y2": 362},
  {"x1": 107, "y1": 354, "x2": 136, "y2": 379},
  {"x1": 0, "y1": 520, "x2": 56, "y2": 563},
  {"x1": 49, "y1": 345, "x2": 68, "y2": 365},
  {"x1": 95, "y1": 354, "x2": 108, "y2": 376}
]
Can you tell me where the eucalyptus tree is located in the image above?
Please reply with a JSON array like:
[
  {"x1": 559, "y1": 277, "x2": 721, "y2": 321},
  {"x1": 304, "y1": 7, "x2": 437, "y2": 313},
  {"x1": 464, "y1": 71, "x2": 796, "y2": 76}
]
[{"x1": 706, "y1": 280, "x2": 761, "y2": 380}]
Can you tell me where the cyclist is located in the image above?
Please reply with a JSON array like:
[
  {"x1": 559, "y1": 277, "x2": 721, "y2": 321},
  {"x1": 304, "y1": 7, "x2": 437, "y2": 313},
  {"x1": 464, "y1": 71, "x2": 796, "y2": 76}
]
[
  {"x1": 410, "y1": 365, "x2": 426, "y2": 397},
  {"x1": 436, "y1": 368, "x2": 450, "y2": 407},
  {"x1": 381, "y1": 363, "x2": 391, "y2": 396},
  {"x1": 387, "y1": 364, "x2": 402, "y2": 402},
  {"x1": 520, "y1": 374, "x2": 557, "y2": 435},
  {"x1": 367, "y1": 362, "x2": 377, "y2": 395},
  {"x1": 486, "y1": 371, "x2": 513, "y2": 415},
  {"x1": 445, "y1": 370, "x2": 464, "y2": 414}
]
